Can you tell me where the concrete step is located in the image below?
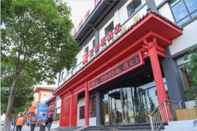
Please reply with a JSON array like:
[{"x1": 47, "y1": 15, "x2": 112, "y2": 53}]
[
  {"x1": 162, "y1": 119, "x2": 197, "y2": 131},
  {"x1": 52, "y1": 127, "x2": 79, "y2": 131},
  {"x1": 82, "y1": 123, "x2": 152, "y2": 131}
]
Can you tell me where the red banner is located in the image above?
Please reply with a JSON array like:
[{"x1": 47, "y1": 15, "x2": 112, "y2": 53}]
[{"x1": 89, "y1": 52, "x2": 144, "y2": 89}]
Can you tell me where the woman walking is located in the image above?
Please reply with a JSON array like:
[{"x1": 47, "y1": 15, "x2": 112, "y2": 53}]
[{"x1": 15, "y1": 113, "x2": 25, "y2": 131}]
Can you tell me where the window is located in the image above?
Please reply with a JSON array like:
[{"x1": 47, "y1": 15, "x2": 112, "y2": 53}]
[
  {"x1": 127, "y1": 0, "x2": 142, "y2": 17},
  {"x1": 92, "y1": 39, "x2": 96, "y2": 56},
  {"x1": 89, "y1": 40, "x2": 96, "y2": 58},
  {"x1": 105, "y1": 22, "x2": 114, "y2": 36},
  {"x1": 85, "y1": 46, "x2": 89, "y2": 54},
  {"x1": 79, "y1": 106, "x2": 85, "y2": 119},
  {"x1": 83, "y1": 47, "x2": 89, "y2": 64},
  {"x1": 92, "y1": 39, "x2": 96, "y2": 48},
  {"x1": 89, "y1": 93, "x2": 96, "y2": 117},
  {"x1": 170, "y1": 0, "x2": 197, "y2": 26}
]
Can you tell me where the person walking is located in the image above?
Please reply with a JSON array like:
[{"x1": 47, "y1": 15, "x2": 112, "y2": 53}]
[
  {"x1": 46, "y1": 114, "x2": 53, "y2": 131},
  {"x1": 11, "y1": 118, "x2": 16, "y2": 131},
  {"x1": 15, "y1": 113, "x2": 25, "y2": 131},
  {"x1": 30, "y1": 113, "x2": 37, "y2": 131},
  {"x1": 39, "y1": 120, "x2": 46, "y2": 131}
]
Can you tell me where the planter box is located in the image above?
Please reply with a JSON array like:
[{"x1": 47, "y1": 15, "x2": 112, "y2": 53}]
[{"x1": 176, "y1": 108, "x2": 197, "y2": 120}]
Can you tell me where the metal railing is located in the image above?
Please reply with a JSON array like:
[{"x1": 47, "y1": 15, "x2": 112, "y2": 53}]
[
  {"x1": 148, "y1": 106, "x2": 163, "y2": 131},
  {"x1": 148, "y1": 101, "x2": 172, "y2": 131},
  {"x1": 148, "y1": 100, "x2": 186, "y2": 131}
]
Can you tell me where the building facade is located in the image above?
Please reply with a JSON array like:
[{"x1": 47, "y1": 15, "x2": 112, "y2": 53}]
[
  {"x1": 33, "y1": 85, "x2": 54, "y2": 104},
  {"x1": 55, "y1": 0, "x2": 197, "y2": 128}
]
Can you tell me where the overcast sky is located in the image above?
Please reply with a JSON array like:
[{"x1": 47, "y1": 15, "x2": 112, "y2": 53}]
[{"x1": 65, "y1": 0, "x2": 94, "y2": 28}]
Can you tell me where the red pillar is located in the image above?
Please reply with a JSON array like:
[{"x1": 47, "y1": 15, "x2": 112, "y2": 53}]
[
  {"x1": 69, "y1": 94, "x2": 73, "y2": 127},
  {"x1": 147, "y1": 40, "x2": 172, "y2": 122},
  {"x1": 70, "y1": 94, "x2": 77, "y2": 127},
  {"x1": 84, "y1": 83, "x2": 89, "y2": 127},
  {"x1": 73, "y1": 94, "x2": 78, "y2": 126},
  {"x1": 60, "y1": 96, "x2": 65, "y2": 127}
]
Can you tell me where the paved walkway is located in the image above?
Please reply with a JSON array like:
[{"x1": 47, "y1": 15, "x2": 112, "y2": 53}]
[{"x1": 13, "y1": 125, "x2": 40, "y2": 131}]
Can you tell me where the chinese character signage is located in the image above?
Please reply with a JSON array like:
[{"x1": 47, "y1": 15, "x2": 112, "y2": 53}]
[{"x1": 89, "y1": 52, "x2": 143, "y2": 88}]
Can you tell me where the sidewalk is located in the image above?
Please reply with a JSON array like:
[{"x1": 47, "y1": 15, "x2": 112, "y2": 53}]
[{"x1": 13, "y1": 125, "x2": 40, "y2": 131}]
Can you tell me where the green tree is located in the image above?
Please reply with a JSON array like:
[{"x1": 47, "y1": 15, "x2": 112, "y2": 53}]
[
  {"x1": 1, "y1": 62, "x2": 34, "y2": 115},
  {"x1": 1, "y1": 0, "x2": 78, "y2": 130},
  {"x1": 189, "y1": 52, "x2": 197, "y2": 85},
  {"x1": 184, "y1": 51, "x2": 197, "y2": 100}
]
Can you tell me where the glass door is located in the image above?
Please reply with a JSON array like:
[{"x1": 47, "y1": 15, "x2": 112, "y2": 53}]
[
  {"x1": 101, "y1": 85, "x2": 158, "y2": 125},
  {"x1": 108, "y1": 89, "x2": 123, "y2": 125}
]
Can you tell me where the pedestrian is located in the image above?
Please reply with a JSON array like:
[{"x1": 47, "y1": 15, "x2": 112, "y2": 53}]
[
  {"x1": 26, "y1": 112, "x2": 31, "y2": 126},
  {"x1": 11, "y1": 118, "x2": 16, "y2": 131},
  {"x1": 46, "y1": 114, "x2": 53, "y2": 131},
  {"x1": 30, "y1": 113, "x2": 37, "y2": 131},
  {"x1": 39, "y1": 120, "x2": 46, "y2": 131},
  {"x1": 15, "y1": 113, "x2": 25, "y2": 131}
]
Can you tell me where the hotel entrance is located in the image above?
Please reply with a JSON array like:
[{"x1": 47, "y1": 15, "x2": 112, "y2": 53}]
[
  {"x1": 99, "y1": 61, "x2": 161, "y2": 126},
  {"x1": 102, "y1": 85, "x2": 158, "y2": 125}
]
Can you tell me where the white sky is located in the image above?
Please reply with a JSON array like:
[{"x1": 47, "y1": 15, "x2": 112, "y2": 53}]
[{"x1": 65, "y1": 0, "x2": 94, "y2": 28}]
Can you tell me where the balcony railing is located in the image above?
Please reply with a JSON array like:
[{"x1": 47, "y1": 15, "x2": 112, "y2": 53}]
[{"x1": 60, "y1": 2, "x2": 148, "y2": 84}]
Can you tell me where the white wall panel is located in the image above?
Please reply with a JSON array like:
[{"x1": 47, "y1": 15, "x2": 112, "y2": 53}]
[
  {"x1": 159, "y1": 3, "x2": 175, "y2": 22},
  {"x1": 170, "y1": 20, "x2": 197, "y2": 55}
]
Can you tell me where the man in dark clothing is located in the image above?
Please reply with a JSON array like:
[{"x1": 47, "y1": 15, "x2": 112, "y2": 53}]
[
  {"x1": 39, "y1": 120, "x2": 46, "y2": 131},
  {"x1": 46, "y1": 116, "x2": 53, "y2": 131}
]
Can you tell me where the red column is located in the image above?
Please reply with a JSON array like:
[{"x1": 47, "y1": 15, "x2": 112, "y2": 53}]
[
  {"x1": 72, "y1": 94, "x2": 78, "y2": 127},
  {"x1": 84, "y1": 83, "x2": 89, "y2": 127},
  {"x1": 70, "y1": 94, "x2": 77, "y2": 127},
  {"x1": 60, "y1": 96, "x2": 65, "y2": 127},
  {"x1": 69, "y1": 94, "x2": 73, "y2": 127},
  {"x1": 147, "y1": 40, "x2": 172, "y2": 122}
]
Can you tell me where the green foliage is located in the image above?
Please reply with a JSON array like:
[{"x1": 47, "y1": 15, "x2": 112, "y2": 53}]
[
  {"x1": 184, "y1": 86, "x2": 197, "y2": 100},
  {"x1": 1, "y1": 0, "x2": 78, "y2": 115},
  {"x1": 1, "y1": 68, "x2": 34, "y2": 114},
  {"x1": 184, "y1": 51, "x2": 197, "y2": 100},
  {"x1": 189, "y1": 52, "x2": 197, "y2": 85},
  {"x1": 54, "y1": 113, "x2": 60, "y2": 121}
]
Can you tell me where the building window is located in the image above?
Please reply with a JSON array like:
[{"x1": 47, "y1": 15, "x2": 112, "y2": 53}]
[
  {"x1": 170, "y1": 0, "x2": 197, "y2": 26},
  {"x1": 79, "y1": 106, "x2": 85, "y2": 119},
  {"x1": 92, "y1": 39, "x2": 96, "y2": 49},
  {"x1": 90, "y1": 39, "x2": 96, "y2": 57},
  {"x1": 83, "y1": 46, "x2": 89, "y2": 64},
  {"x1": 85, "y1": 46, "x2": 89, "y2": 54},
  {"x1": 105, "y1": 22, "x2": 114, "y2": 36},
  {"x1": 89, "y1": 93, "x2": 96, "y2": 117},
  {"x1": 127, "y1": 0, "x2": 142, "y2": 17}
]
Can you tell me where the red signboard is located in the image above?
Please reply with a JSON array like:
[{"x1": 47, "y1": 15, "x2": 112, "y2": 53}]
[
  {"x1": 83, "y1": 23, "x2": 122, "y2": 64},
  {"x1": 89, "y1": 52, "x2": 144, "y2": 89}
]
